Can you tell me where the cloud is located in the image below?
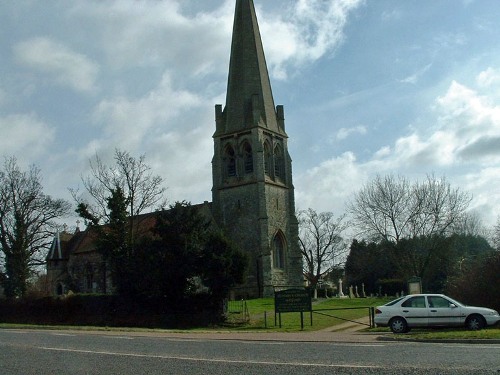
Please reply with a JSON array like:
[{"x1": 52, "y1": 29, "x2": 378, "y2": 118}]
[
  {"x1": 457, "y1": 167, "x2": 500, "y2": 227},
  {"x1": 259, "y1": 0, "x2": 364, "y2": 79},
  {"x1": 297, "y1": 76, "x2": 500, "y2": 227},
  {"x1": 0, "y1": 114, "x2": 54, "y2": 160},
  {"x1": 400, "y1": 63, "x2": 432, "y2": 84},
  {"x1": 362, "y1": 80, "x2": 500, "y2": 168},
  {"x1": 92, "y1": 72, "x2": 202, "y2": 151},
  {"x1": 336, "y1": 125, "x2": 367, "y2": 140},
  {"x1": 69, "y1": 1, "x2": 233, "y2": 76},
  {"x1": 476, "y1": 67, "x2": 500, "y2": 88},
  {"x1": 436, "y1": 81, "x2": 500, "y2": 164},
  {"x1": 149, "y1": 124, "x2": 213, "y2": 204},
  {"x1": 381, "y1": 9, "x2": 401, "y2": 21},
  {"x1": 13, "y1": 37, "x2": 99, "y2": 93},
  {"x1": 69, "y1": 0, "x2": 363, "y2": 82},
  {"x1": 295, "y1": 151, "x2": 366, "y2": 213}
]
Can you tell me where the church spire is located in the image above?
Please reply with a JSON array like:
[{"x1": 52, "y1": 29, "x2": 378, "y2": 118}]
[{"x1": 216, "y1": 0, "x2": 284, "y2": 135}]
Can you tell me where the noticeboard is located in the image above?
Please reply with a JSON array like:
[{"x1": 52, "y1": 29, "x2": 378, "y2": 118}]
[{"x1": 274, "y1": 288, "x2": 312, "y2": 313}]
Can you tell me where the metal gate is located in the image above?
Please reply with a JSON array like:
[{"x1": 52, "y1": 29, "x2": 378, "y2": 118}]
[{"x1": 312, "y1": 307, "x2": 375, "y2": 328}]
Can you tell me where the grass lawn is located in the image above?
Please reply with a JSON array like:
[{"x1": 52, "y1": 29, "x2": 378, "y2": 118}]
[{"x1": 231, "y1": 297, "x2": 392, "y2": 332}]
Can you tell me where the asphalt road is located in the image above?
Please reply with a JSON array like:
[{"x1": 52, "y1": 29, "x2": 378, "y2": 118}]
[{"x1": 0, "y1": 329, "x2": 499, "y2": 374}]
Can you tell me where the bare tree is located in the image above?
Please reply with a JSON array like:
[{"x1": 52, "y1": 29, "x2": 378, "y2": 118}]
[
  {"x1": 348, "y1": 174, "x2": 472, "y2": 280},
  {"x1": 298, "y1": 208, "x2": 349, "y2": 290},
  {"x1": 72, "y1": 149, "x2": 167, "y2": 224},
  {"x1": 451, "y1": 211, "x2": 487, "y2": 237},
  {"x1": 0, "y1": 157, "x2": 71, "y2": 298},
  {"x1": 349, "y1": 174, "x2": 471, "y2": 241}
]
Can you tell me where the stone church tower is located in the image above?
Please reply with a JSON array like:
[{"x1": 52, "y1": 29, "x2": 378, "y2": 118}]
[{"x1": 212, "y1": 0, "x2": 303, "y2": 297}]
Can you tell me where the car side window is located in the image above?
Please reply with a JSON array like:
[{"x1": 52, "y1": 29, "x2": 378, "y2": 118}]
[
  {"x1": 428, "y1": 296, "x2": 452, "y2": 308},
  {"x1": 401, "y1": 296, "x2": 426, "y2": 308}
]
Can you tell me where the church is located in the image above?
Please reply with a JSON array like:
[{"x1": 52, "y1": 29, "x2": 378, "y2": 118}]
[{"x1": 46, "y1": 0, "x2": 303, "y2": 298}]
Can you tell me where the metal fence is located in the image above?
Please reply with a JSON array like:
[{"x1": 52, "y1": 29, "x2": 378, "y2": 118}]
[
  {"x1": 223, "y1": 299, "x2": 250, "y2": 324},
  {"x1": 312, "y1": 306, "x2": 376, "y2": 328}
]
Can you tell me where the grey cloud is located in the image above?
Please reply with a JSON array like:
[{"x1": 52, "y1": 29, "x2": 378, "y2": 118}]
[{"x1": 459, "y1": 136, "x2": 500, "y2": 160}]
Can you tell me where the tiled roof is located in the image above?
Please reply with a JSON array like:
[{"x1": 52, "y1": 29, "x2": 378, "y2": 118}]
[{"x1": 47, "y1": 202, "x2": 215, "y2": 260}]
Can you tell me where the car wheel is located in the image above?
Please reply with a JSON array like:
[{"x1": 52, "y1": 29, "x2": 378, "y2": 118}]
[
  {"x1": 389, "y1": 317, "x2": 408, "y2": 334},
  {"x1": 466, "y1": 314, "x2": 485, "y2": 330}
]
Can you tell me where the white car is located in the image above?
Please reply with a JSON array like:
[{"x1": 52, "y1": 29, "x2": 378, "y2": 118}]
[{"x1": 375, "y1": 294, "x2": 500, "y2": 333}]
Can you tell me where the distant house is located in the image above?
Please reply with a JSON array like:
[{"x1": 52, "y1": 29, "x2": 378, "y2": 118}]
[{"x1": 46, "y1": 0, "x2": 303, "y2": 298}]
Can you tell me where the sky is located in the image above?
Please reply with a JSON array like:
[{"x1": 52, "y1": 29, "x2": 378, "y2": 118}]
[{"x1": 1, "y1": 0, "x2": 500, "y2": 232}]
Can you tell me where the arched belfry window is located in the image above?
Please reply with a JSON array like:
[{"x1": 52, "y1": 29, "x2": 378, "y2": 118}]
[
  {"x1": 273, "y1": 231, "x2": 286, "y2": 269},
  {"x1": 242, "y1": 141, "x2": 253, "y2": 174},
  {"x1": 224, "y1": 145, "x2": 237, "y2": 177},
  {"x1": 274, "y1": 144, "x2": 284, "y2": 180},
  {"x1": 264, "y1": 141, "x2": 271, "y2": 177}
]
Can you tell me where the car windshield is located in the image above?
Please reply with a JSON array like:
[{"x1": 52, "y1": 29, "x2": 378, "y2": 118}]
[
  {"x1": 445, "y1": 296, "x2": 465, "y2": 307},
  {"x1": 384, "y1": 296, "x2": 405, "y2": 306}
]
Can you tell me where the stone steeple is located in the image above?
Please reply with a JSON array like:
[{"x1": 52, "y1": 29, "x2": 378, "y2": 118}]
[
  {"x1": 212, "y1": 0, "x2": 303, "y2": 298},
  {"x1": 215, "y1": 0, "x2": 285, "y2": 136}
]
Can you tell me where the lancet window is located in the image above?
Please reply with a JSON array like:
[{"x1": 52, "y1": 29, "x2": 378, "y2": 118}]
[
  {"x1": 273, "y1": 232, "x2": 286, "y2": 269},
  {"x1": 242, "y1": 141, "x2": 253, "y2": 174},
  {"x1": 264, "y1": 141, "x2": 271, "y2": 177},
  {"x1": 224, "y1": 145, "x2": 237, "y2": 177},
  {"x1": 274, "y1": 144, "x2": 284, "y2": 180}
]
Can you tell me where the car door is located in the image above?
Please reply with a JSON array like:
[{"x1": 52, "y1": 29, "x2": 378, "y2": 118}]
[
  {"x1": 427, "y1": 296, "x2": 462, "y2": 327},
  {"x1": 400, "y1": 296, "x2": 428, "y2": 327}
]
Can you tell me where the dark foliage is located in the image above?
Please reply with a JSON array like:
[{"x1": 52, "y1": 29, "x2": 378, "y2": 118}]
[
  {"x1": 0, "y1": 294, "x2": 223, "y2": 328},
  {"x1": 446, "y1": 251, "x2": 500, "y2": 312},
  {"x1": 345, "y1": 234, "x2": 494, "y2": 295},
  {"x1": 76, "y1": 187, "x2": 133, "y2": 296},
  {"x1": 148, "y1": 201, "x2": 210, "y2": 302},
  {"x1": 200, "y1": 232, "x2": 248, "y2": 304},
  {"x1": 75, "y1": 198, "x2": 247, "y2": 319},
  {"x1": 135, "y1": 202, "x2": 247, "y2": 306},
  {"x1": 344, "y1": 239, "x2": 397, "y2": 295}
]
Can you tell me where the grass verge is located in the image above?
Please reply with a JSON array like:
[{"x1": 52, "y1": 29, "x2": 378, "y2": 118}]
[{"x1": 373, "y1": 326, "x2": 500, "y2": 340}]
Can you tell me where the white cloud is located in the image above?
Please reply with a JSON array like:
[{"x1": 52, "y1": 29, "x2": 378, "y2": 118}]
[
  {"x1": 358, "y1": 80, "x2": 500, "y2": 168},
  {"x1": 149, "y1": 124, "x2": 213, "y2": 204},
  {"x1": 296, "y1": 151, "x2": 366, "y2": 214},
  {"x1": 436, "y1": 81, "x2": 500, "y2": 163},
  {"x1": 458, "y1": 167, "x2": 500, "y2": 227},
  {"x1": 259, "y1": 0, "x2": 364, "y2": 79},
  {"x1": 0, "y1": 114, "x2": 54, "y2": 160},
  {"x1": 92, "y1": 72, "x2": 202, "y2": 151},
  {"x1": 14, "y1": 37, "x2": 99, "y2": 93},
  {"x1": 336, "y1": 125, "x2": 367, "y2": 140},
  {"x1": 400, "y1": 63, "x2": 432, "y2": 84},
  {"x1": 476, "y1": 67, "x2": 500, "y2": 88},
  {"x1": 69, "y1": 1, "x2": 233, "y2": 76}
]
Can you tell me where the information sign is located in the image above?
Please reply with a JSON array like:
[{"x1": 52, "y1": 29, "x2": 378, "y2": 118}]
[{"x1": 274, "y1": 288, "x2": 312, "y2": 313}]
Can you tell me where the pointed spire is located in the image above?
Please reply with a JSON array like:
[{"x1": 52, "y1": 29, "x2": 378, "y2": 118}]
[{"x1": 218, "y1": 0, "x2": 284, "y2": 135}]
